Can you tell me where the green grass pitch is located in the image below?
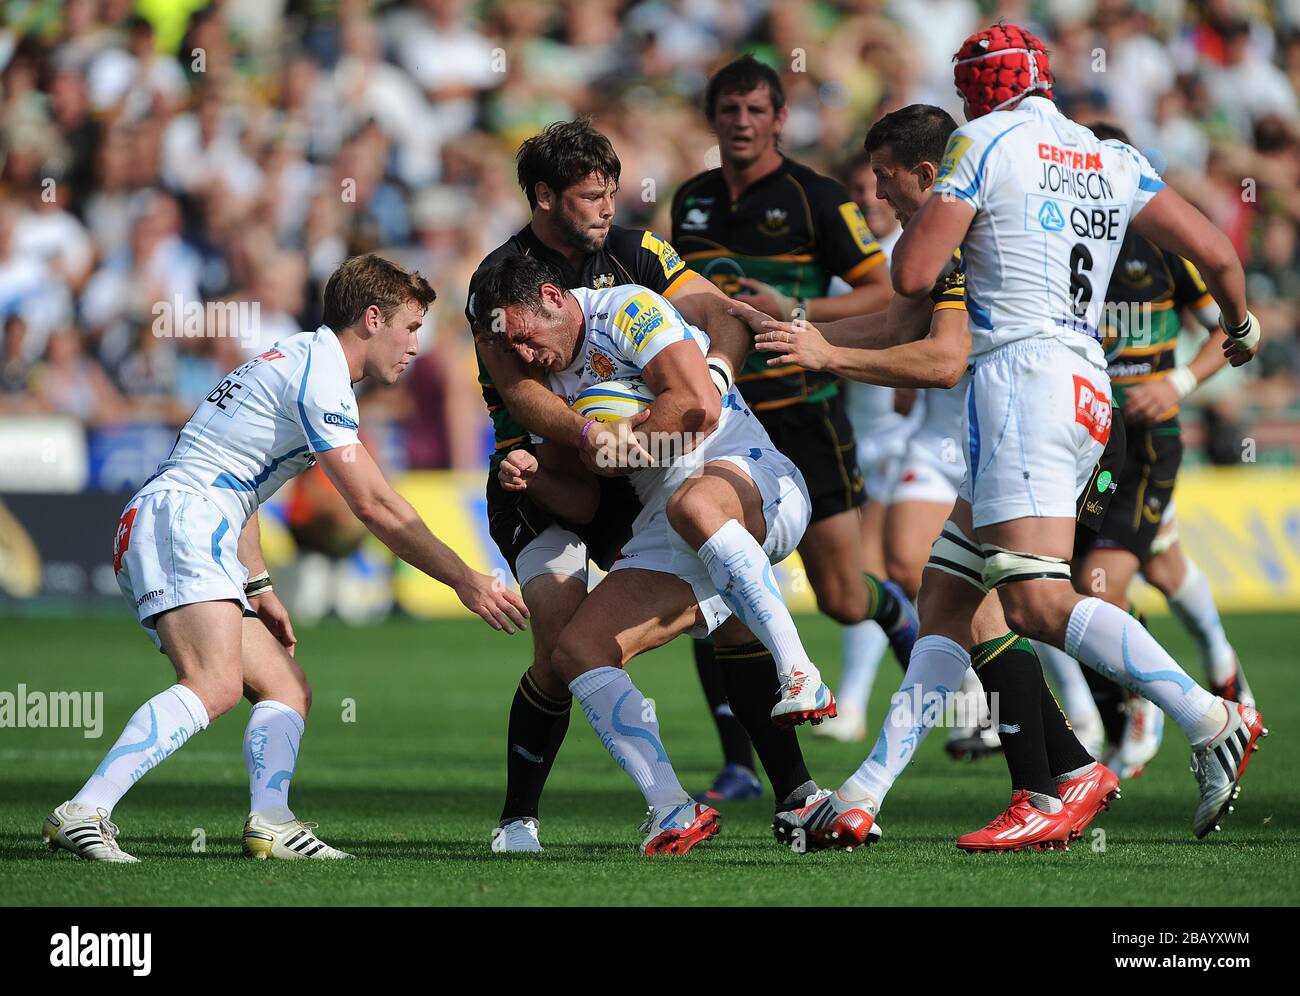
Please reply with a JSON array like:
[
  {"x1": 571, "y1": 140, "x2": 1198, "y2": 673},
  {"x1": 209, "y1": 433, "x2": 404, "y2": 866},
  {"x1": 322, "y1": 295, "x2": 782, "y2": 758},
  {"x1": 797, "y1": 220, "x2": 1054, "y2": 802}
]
[{"x1": 2, "y1": 612, "x2": 1296, "y2": 906}]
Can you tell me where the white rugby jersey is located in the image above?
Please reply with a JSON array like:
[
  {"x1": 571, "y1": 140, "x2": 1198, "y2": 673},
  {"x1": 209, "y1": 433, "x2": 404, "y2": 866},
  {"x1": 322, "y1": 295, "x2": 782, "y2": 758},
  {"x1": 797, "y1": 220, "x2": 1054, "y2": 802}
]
[
  {"x1": 548, "y1": 284, "x2": 774, "y2": 504},
  {"x1": 932, "y1": 96, "x2": 1166, "y2": 364},
  {"x1": 137, "y1": 327, "x2": 361, "y2": 529}
]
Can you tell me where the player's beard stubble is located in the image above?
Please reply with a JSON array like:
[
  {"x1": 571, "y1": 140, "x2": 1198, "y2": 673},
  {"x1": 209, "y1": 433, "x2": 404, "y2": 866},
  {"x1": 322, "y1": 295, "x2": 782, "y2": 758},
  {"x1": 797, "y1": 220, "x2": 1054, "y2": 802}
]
[{"x1": 554, "y1": 202, "x2": 610, "y2": 255}]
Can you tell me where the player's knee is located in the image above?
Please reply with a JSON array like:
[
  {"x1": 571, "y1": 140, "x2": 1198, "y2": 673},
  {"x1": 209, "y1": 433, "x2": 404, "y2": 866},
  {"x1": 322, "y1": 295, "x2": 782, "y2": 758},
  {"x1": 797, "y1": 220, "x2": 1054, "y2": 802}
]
[
  {"x1": 550, "y1": 630, "x2": 595, "y2": 686},
  {"x1": 664, "y1": 484, "x2": 713, "y2": 544},
  {"x1": 190, "y1": 675, "x2": 243, "y2": 719},
  {"x1": 1141, "y1": 551, "x2": 1179, "y2": 595},
  {"x1": 813, "y1": 576, "x2": 865, "y2": 626},
  {"x1": 997, "y1": 583, "x2": 1071, "y2": 644},
  {"x1": 884, "y1": 551, "x2": 923, "y2": 603}
]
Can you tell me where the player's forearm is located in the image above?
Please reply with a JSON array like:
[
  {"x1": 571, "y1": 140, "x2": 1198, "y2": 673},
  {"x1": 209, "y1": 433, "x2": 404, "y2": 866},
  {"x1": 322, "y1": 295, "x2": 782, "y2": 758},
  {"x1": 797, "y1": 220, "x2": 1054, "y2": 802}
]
[
  {"x1": 826, "y1": 337, "x2": 965, "y2": 389},
  {"x1": 640, "y1": 385, "x2": 721, "y2": 449},
  {"x1": 694, "y1": 291, "x2": 752, "y2": 372},
  {"x1": 236, "y1": 513, "x2": 267, "y2": 576},
  {"x1": 357, "y1": 490, "x2": 473, "y2": 588},
  {"x1": 816, "y1": 311, "x2": 890, "y2": 348},
  {"x1": 499, "y1": 377, "x2": 589, "y2": 448},
  {"x1": 806, "y1": 275, "x2": 893, "y2": 323},
  {"x1": 1193, "y1": 252, "x2": 1248, "y2": 330}
]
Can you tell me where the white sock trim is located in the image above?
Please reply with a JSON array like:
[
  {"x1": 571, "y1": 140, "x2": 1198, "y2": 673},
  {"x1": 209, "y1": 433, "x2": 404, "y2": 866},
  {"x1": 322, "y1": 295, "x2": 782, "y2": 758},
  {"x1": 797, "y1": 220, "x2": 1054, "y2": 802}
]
[
  {"x1": 168, "y1": 683, "x2": 210, "y2": 732},
  {"x1": 249, "y1": 699, "x2": 305, "y2": 736},
  {"x1": 569, "y1": 666, "x2": 625, "y2": 701}
]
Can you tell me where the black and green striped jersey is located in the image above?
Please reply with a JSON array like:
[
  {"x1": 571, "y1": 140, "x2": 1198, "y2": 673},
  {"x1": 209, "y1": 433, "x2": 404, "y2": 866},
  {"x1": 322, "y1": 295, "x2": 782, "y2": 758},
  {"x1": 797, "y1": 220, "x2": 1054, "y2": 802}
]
[
  {"x1": 466, "y1": 224, "x2": 696, "y2": 469},
  {"x1": 1102, "y1": 231, "x2": 1213, "y2": 418},
  {"x1": 670, "y1": 156, "x2": 884, "y2": 411}
]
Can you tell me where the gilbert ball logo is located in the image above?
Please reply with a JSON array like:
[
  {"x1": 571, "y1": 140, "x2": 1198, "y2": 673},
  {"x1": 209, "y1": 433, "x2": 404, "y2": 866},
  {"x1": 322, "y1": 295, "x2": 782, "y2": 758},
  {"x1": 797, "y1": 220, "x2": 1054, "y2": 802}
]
[{"x1": 49, "y1": 927, "x2": 151, "y2": 976}]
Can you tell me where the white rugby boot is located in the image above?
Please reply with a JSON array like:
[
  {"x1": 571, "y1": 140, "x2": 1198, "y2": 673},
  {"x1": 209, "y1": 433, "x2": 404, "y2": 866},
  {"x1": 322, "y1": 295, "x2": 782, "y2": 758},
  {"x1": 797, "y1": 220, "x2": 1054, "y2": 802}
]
[
  {"x1": 491, "y1": 817, "x2": 543, "y2": 853},
  {"x1": 43, "y1": 801, "x2": 138, "y2": 863},
  {"x1": 242, "y1": 813, "x2": 353, "y2": 859},
  {"x1": 1191, "y1": 701, "x2": 1267, "y2": 839},
  {"x1": 639, "y1": 800, "x2": 720, "y2": 855},
  {"x1": 771, "y1": 665, "x2": 837, "y2": 727},
  {"x1": 1104, "y1": 694, "x2": 1164, "y2": 779}
]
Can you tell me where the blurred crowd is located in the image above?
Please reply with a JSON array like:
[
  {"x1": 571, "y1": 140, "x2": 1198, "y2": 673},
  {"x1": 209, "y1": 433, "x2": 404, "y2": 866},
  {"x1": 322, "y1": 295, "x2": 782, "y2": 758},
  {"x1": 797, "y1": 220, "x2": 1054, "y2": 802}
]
[{"x1": 1, "y1": 0, "x2": 1298, "y2": 470}]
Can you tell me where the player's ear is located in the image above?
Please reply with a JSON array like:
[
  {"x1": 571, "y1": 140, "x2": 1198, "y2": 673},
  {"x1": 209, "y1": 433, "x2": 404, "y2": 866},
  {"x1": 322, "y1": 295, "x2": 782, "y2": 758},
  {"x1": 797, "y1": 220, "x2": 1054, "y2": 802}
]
[
  {"x1": 915, "y1": 160, "x2": 939, "y2": 192},
  {"x1": 534, "y1": 181, "x2": 555, "y2": 212}
]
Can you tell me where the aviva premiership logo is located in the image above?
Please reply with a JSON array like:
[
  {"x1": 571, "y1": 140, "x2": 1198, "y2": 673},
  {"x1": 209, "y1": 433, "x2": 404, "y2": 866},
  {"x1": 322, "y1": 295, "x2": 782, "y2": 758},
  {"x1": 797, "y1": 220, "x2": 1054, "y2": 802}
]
[
  {"x1": 614, "y1": 293, "x2": 667, "y2": 352},
  {"x1": 937, "y1": 135, "x2": 973, "y2": 182}
]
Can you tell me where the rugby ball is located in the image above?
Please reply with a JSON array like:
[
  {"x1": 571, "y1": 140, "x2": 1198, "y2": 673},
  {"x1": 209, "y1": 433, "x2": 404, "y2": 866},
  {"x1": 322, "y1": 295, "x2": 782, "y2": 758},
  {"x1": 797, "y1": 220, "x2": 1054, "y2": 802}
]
[{"x1": 571, "y1": 379, "x2": 656, "y2": 422}]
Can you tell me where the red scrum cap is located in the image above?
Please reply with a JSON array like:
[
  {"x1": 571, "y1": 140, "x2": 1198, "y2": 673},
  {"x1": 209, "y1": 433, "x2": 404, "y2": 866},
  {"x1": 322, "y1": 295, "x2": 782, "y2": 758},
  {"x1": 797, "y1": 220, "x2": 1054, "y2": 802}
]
[{"x1": 953, "y1": 23, "x2": 1054, "y2": 119}]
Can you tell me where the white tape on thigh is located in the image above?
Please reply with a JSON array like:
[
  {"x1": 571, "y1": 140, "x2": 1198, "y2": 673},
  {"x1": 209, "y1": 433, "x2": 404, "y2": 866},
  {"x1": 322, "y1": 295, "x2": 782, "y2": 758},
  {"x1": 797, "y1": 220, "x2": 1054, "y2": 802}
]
[
  {"x1": 926, "y1": 521, "x2": 989, "y2": 593},
  {"x1": 980, "y1": 545, "x2": 1071, "y2": 588},
  {"x1": 515, "y1": 525, "x2": 588, "y2": 589}
]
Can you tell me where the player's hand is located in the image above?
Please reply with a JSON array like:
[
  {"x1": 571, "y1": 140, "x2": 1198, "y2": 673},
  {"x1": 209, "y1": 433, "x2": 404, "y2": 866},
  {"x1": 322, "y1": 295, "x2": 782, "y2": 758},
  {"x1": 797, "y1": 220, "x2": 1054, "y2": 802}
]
[
  {"x1": 726, "y1": 298, "x2": 775, "y2": 336},
  {"x1": 736, "y1": 277, "x2": 796, "y2": 321},
  {"x1": 580, "y1": 410, "x2": 654, "y2": 476},
  {"x1": 498, "y1": 450, "x2": 538, "y2": 492},
  {"x1": 455, "y1": 571, "x2": 529, "y2": 634},
  {"x1": 754, "y1": 318, "x2": 835, "y2": 371},
  {"x1": 1221, "y1": 311, "x2": 1261, "y2": 367},
  {"x1": 1123, "y1": 379, "x2": 1180, "y2": 425},
  {"x1": 251, "y1": 591, "x2": 297, "y2": 655}
]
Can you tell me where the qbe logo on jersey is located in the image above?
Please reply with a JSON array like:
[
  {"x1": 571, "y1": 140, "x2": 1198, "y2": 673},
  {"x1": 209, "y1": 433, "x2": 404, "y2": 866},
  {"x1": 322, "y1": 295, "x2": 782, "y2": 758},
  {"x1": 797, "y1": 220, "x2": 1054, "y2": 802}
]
[{"x1": 1073, "y1": 375, "x2": 1113, "y2": 444}]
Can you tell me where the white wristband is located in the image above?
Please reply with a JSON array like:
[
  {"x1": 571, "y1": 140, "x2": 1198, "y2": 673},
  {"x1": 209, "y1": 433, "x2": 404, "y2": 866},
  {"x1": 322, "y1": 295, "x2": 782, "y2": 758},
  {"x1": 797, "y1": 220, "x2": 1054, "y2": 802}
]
[
  {"x1": 707, "y1": 357, "x2": 734, "y2": 396},
  {"x1": 1166, "y1": 366, "x2": 1198, "y2": 399},
  {"x1": 1220, "y1": 310, "x2": 1261, "y2": 351}
]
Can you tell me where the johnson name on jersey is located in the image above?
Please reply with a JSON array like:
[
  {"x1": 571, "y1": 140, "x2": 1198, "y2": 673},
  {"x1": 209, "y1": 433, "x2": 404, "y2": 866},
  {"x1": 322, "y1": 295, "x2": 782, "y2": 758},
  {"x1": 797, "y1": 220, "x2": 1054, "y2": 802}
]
[
  {"x1": 932, "y1": 95, "x2": 1166, "y2": 364},
  {"x1": 137, "y1": 327, "x2": 361, "y2": 530}
]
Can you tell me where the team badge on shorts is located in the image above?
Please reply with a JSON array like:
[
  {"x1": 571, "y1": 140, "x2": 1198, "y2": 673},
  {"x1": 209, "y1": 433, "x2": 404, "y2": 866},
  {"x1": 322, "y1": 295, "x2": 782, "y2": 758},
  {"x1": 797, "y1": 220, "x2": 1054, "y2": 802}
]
[
  {"x1": 1072, "y1": 375, "x2": 1113, "y2": 445},
  {"x1": 112, "y1": 507, "x2": 138, "y2": 574}
]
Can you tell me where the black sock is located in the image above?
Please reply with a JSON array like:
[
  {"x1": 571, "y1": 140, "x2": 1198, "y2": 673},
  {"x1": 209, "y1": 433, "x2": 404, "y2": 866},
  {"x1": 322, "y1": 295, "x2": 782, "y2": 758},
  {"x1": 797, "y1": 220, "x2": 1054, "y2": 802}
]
[
  {"x1": 693, "y1": 639, "x2": 754, "y2": 771},
  {"x1": 1083, "y1": 666, "x2": 1127, "y2": 746},
  {"x1": 715, "y1": 641, "x2": 813, "y2": 806},
  {"x1": 1040, "y1": 667, "x2": 1097, "y2": 776},
  {"x1": 499, "y1": 670, "x2": 571, "y2": 823},
  {"x1": 972, "y1": 633, "x2": 1056, "y2": 798},
  {"x1": 863, "y1": 572, "x2": 903, "y2": 631}
]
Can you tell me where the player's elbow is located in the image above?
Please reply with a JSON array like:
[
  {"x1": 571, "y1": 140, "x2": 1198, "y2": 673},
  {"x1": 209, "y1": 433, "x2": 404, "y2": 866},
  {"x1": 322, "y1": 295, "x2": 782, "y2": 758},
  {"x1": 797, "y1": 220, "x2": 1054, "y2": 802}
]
[
  {"x1": 891, "y1": 262, "x2": 934, "y2": 300},
  {"x1": 934, "y1": 354, "x2": 966, "y2": 389}
]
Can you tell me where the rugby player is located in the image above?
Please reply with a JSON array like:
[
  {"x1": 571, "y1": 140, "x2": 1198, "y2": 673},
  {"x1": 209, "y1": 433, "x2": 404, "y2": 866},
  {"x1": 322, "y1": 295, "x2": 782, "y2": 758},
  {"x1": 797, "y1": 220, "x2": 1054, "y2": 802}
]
[
  {"x1": 475, "y1": 256, "x2": 833, "y2": 853},
  {"x1": 1033, "y1": 122, "x2": 1253, "y2": 777},
  {"x1": 768, "y1": 25, "x2": 1268, "y2": 850},
  {"x1": 671, "y1": 56, "x2": 918, "y2": 790},
  {"x1": 737, "y1": 103, "x2": 1110, "y2": 852},
  {"x1": 468, "y1": 120, "x2": 816, "y2": 852},
  {"x1": 817, "y1": 150, "x2": 916, "y2": 744},
  {"x1": 43, "y1": 255, "x2": 527, "y2": 862}
]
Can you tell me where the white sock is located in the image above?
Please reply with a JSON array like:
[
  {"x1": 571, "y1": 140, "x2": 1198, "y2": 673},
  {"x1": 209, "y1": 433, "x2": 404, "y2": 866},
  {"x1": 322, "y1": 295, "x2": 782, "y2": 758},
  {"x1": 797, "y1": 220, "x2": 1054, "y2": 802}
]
[
  {"x1": 697, "y1": 519, "x2": 812, "y2": 679},
  {"x1": 244, "y1": 700, "x2": 304, "y2": 823},
  {"x1": 956, "y1": 666, "x2": 988, "y2": 728},
  {"x1": 1064, "y1": 597, "x2": 1223, "y2": 744},
  {"x1": 839, "y1": 620, "x2": 888, "y2": 714},
  {"x1": 1034, "y1": 640, "x2": 1104, "y2": 733},
  {"x1": 1166, "y1": 559, "x2": 1237, "y2": 684},
  {"x1": 570, "y1": 667, "x2": 689, "y2": 808},
  {"x1": 73, "y1": 684, "x2": 209, "y2": 815},
  {"x1": 840, "y1": 635, "x2": 970, "y2": 805}
]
